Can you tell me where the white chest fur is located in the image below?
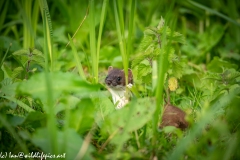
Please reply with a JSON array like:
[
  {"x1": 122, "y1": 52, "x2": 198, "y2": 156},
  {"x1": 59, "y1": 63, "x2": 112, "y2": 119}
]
[{"x1": 108, "y1": 84, "x2": 132, "y2": 109}]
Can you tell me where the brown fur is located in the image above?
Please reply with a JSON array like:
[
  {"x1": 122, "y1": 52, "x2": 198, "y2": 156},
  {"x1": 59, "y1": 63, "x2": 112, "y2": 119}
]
[
  {"x1": 105, "y1": 66, "x2": 133, "y2": 87},
  {"x1": 160, "y1": 104, "x2": 188, "y2": 130}
]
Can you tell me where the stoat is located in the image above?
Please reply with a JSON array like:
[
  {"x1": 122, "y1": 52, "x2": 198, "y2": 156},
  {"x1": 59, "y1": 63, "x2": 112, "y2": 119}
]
[
  {"x1": 105, "y1": 66, "x2": 133, "y2": 109},
  {"x1": 105, "y1": 66, "x2": 188, "y2": 130},
  {"x1": 160, "y1": 103, "x2": 188, "y2": 130}
]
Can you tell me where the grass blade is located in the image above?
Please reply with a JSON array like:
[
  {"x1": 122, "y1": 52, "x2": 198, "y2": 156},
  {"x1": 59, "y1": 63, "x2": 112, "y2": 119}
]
[
  {"x1": 32, "y1": 0, "x2": 39, "y2": 39},
  {"x1": 68, "y1": 34, "x2": 86, "y2": 80},
  {"x1": 96, "y1": 0, "x2": 109, "y2": 79},
  {"x1": 65, "y1": 6, "x2": 89, "y2": 48},
  {"x1": 188, "y1": 0, "x2": 240, "y2": 27},
  {"x1": 152, "y1": 1, "x2": 177, "y2": 153},
  {"x1": 38, "y1": 0, "x2": 57, "y2": 155},
  {"x1": 17, "y1": 0, "x2": 35, "y2": 49},
  {"x1": 1, "y1": 96, "x2": 34, "y2": 112},
  {"x1": 38, "y1": 0, "x2": 53, "y2": 71},
  {"x1": 89, "y1": 0, "x2": 97, "y2": 83},
  {"x1": 0, "y1": 43, "x2": 11, "y2": 67},
  {"x1": 126, "y1": 0, "x2": 136, "y2": 59},
  {"x1": 113, "y1": 0, "x2": 128, "y2": 81}
]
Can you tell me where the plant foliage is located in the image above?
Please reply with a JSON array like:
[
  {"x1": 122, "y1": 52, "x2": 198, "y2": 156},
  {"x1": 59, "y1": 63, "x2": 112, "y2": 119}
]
[{"x1": 0, "y1": 0, "x2": 240, "y2": 159}]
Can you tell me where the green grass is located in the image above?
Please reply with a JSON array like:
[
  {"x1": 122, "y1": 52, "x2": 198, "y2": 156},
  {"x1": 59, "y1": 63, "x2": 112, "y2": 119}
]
[
  {"x1": 0, "y1": 0, "x2": 240, "y2": 159},
  {"x1": 68, "y1": 34, "x2": 86, "y2": 80},
  {"x1": 39, "y1": 0, "x2": 58, "y2": 155}
]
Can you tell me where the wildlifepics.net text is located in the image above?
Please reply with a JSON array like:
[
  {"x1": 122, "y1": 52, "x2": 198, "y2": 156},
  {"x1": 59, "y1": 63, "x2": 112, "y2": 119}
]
[{"x1": 0, "y1": 152, "x2": 66, "y2": 160}]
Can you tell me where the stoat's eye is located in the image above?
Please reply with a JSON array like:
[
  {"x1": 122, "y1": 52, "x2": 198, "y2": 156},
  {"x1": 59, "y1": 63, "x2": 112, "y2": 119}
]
[{"x1": 117, "y1": 77, "x2": 121, "y2": 82}]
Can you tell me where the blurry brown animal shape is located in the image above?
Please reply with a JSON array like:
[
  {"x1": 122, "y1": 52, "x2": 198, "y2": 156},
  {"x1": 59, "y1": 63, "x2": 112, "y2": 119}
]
[{"x1": 160, "y1": 103, "x2": 188, "y2": 130}]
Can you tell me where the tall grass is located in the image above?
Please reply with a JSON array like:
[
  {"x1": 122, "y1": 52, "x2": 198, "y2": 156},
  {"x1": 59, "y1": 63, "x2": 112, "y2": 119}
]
[
  {"x1": 22, "y1": 0, "x2": 34, "y2": 49},
  {"x1": 19, "y1": 0, "x2": 39, "y2": 49},
  {"x1": 113, "y1": 0, "x2": 135, "y2": 85},
  {"x1": 38, "y1": 0, "x2": 57, "y2": 155},
  {"x1": 126, "y1": 0, "x2": 136, "y2": 59},
  {"x1": 89, "y1": 0, "x2": 108, "y2": 83},
  {"x1": 96, "y1": 0, "x2": 109, "y2": 81},
  {"x1": 39, "y1": 0, "x2": 53, "y2": 71},
  {"x1": 188, "y1": 0, "x2": 240, "y2": 27},
  {"x1": 89, "y1": 0, "x2": 97, "y2": 83},
  {"x1": 68, "y1": 34, "x2": 86, "y2": 80},
  {"x1": 152, "y1": 0, "x2": 177, "y2": 151},
  {"x1": 111, "y1": 0, "x2": 136, "y2": 157}
]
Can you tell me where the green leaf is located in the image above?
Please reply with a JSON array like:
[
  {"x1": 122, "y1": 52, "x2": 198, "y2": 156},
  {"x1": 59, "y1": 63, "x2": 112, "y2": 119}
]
[
  {"x1": 169, "y1": 54, "x2": 186, "y2": 79},
  {"x1": 95, "y1": 96, "x2": 115, "y2": 127},
  {"x1": 181, "y1": 41, "x2": 200, "y2": 57},
  {"x1": 101, "y1": 97, "x2": 156, "y2": 144},
  {"x1": 1, "y1": 96, "x2": 34, "y2": 112},
  {"x1": 168, "y1": 31, "x2": 185, "y2": 44},
  {"x1": 2, "y1": 63, "x2": 12, "y2": 78},
  {"x1": 23, "y1": 111, "x2": 46, "y2": 127},
  {"x1": 138, "y1": 63, "x2": 152, "y2": 78},
  {"x1": 31, "y1": 128, "x2": 94, "y2": 160},
  {"x1": 12, "y1": 48, "x2": 45, "y2": 69},
  {"x1": 198, "y1": 24, "x2": 225, "y2": 53},
  {"x1": 138, "y1": 35, "x2": 153, "y2": 53},
  {"x1": 12, "y1": 49, "x2": 29, "y2": 66},
  {"x1": 131, "y1": 52, "x2": 147, "y2": 68},
  {"x1": 55, "y1": 95, "x2": 80, "y2": 114},
  {"x1": 6, "y1": 114, "x2": 25, "y2": 126},
  {"x1": 132, "y1": 44, "x2": 156, "y2": 67},
  {"x1": 204, "y1": 69, "x2": 240, "y2": 88},
  {"x1": 11, "y1": 67, "x2": 24, "y2": 79},
  {"x1": 207, "y1": 57, "x2": 238, "y2": 73},
  {"x1": 69, "y1": 98, "x2": 95, "y2": 134},
  {"x1": 17, "y1": 72, "x2": 100, "y2": 112},
  {"x1": 31, "y1": 49, "x2": 45, "y2": 67},
  {"x1": 0, "y1": 78, "x2": 18, "y2": 97}
]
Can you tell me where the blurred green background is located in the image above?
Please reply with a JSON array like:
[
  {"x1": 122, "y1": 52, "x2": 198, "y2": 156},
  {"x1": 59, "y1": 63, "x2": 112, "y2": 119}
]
[{"x1": 0, "y1": 0, "x2": 240, "y2": 159}]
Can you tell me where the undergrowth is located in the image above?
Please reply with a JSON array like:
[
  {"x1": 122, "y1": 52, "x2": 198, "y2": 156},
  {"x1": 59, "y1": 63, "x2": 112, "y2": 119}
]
[{"x1": 0, "y1": 0, "x2": 240, "y2": 160}]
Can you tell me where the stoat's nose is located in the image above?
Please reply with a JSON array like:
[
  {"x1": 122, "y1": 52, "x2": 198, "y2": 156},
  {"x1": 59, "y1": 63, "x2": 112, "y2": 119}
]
[
  {"x1": 105, "y1": 79, "x2": 111, "y2": 86},
  {"x1": 107, "y1": 81, "x2": 111, "y2": 86}
]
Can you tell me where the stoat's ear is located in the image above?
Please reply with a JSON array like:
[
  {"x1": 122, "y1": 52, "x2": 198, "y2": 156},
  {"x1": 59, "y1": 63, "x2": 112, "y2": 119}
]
[
  {"x1": 121, "y1": 68, "x2": 132, "y2": 74},
  {"x1": 128, "y1": 69, "x2": 133, "y2": 76},
  {"x1": 128, "y1": 68, "x2": 132, "y2": 74},
  {"x1": 128, "y1": 68, "x2": 133, "y2": 84},
  {"x1": 108, "y1": 66, "x2": 113, "y2": 73}
]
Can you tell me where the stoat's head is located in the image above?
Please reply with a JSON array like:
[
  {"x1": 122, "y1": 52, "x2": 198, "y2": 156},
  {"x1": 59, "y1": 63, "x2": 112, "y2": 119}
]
[{"x1": 105, "y1": 66, "x2": 133, "y2": 90}]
